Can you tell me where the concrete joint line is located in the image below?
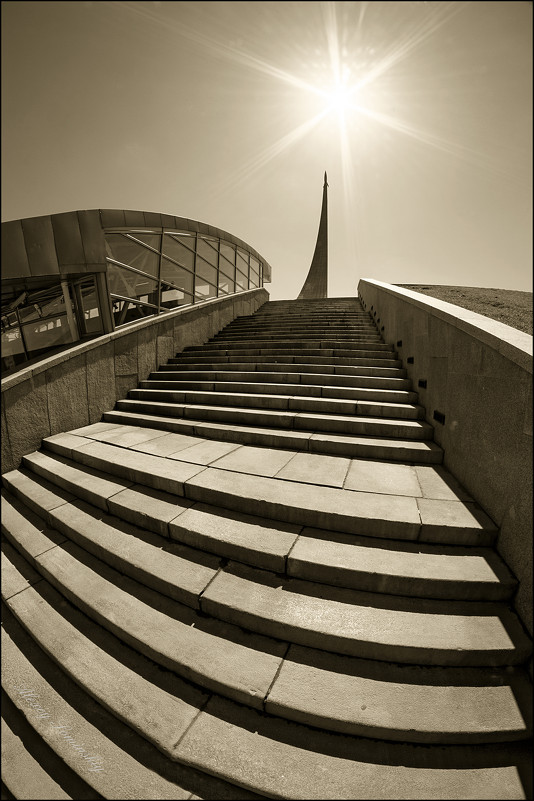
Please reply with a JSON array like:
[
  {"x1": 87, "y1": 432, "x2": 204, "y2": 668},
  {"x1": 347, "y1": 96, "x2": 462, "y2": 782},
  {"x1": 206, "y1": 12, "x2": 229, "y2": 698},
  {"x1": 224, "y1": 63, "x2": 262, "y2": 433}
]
[
  {"x1": 3, "y1": 577, "x2": 45, "y2": 603},
  {"x1": 197, "y1": 564, "x2": 225, "y2": 610},
  {"x1": 284, "y1": 531, "x2": 303, "y2": 576},
  {"x1": 261, "y1": 641, "x2": 291, "y2": 712},
  {"x1": 171, "y1": 694, "x2": 212, "y2": 753}
]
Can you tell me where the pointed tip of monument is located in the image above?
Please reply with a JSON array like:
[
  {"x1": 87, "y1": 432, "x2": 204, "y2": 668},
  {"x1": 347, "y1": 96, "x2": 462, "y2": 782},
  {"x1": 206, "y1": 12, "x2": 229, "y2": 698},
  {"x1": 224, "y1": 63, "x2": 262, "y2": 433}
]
[{"x1": 324, "y1": 171, "x2": 328, "y2": 186}]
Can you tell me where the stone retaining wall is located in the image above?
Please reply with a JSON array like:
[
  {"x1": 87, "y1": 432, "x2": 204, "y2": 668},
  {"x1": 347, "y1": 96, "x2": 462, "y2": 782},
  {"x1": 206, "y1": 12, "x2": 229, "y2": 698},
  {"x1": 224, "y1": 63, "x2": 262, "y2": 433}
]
[
  {"x1": 358, "y1": 279, "x2": 533, "y2": 637},
  {"x1": 1, "y1": 288, "x2": 268, "y2": 475}
]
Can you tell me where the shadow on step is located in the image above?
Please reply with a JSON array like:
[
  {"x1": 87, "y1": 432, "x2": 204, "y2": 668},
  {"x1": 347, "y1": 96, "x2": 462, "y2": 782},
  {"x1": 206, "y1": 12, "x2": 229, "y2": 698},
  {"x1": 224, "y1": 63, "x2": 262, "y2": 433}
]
[
  {"x1": 2, "y1": 606, "x2": 263, "y2": 800},
  {"x1": 1, "y1": 689, "x2": 101, "y2": 800}
]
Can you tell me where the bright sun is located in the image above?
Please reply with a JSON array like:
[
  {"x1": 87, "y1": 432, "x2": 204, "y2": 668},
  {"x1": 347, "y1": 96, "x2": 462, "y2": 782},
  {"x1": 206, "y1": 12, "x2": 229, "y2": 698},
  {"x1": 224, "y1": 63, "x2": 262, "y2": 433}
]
[{"x1": 323, "y1": 83, "x2": 355, "y2": 117}]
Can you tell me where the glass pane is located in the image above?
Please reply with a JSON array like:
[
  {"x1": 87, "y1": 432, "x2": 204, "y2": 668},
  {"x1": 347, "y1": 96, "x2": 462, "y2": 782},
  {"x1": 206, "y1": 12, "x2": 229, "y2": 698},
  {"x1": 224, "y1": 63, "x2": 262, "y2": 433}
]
[
  {"x1": 220, "y1": 241, "x2": 235, "y2": 265},
  {"x1": 107, "y1": 263, "x2": 159, "y2": 303},
  {"x1": 106, "y1": 234, "x2": 160, "y2": 277},
  {"x1": 249, "y1": 273, "x2": 259, "y2": 288},
  {"x1": 219, "y1": 256, "x2": 235, "y2": 281},
  {"x1": 197, "y1": 237, "x2": 218, "y2": 267},
  {"x1": 236, "y1": 248, "x2": 248, "y2": 275},
  {"x1": 218, "y1": 274, "x2": 232, "y2": 294},
  {"x1": 160, "y1": 258, "x2": 194, "y2": 295},
  {"x1": 126, "y1": 233, "x2": 160, "y2": 249},
  {"x1": 236, "y1": 269, "x2": 248, "y2": 290},
  {"x1": 195, "y1": 280, "x2": 217, "y2": 300},
  {"x1": 163, "y1": 234, "x2": 195, "y2": 270},
  {"x1": 18, "y1": 286, "x2": 66, "y2": 323},
  {"x1": 250, "y1": 256, "x2": 260, "y2": 275},
  {"x1": 1, "y1": 322, "x2": 24, "y2": 358},
  {"x1": 195, "y1": 257, "x2": 217, "y2": 286},
  {"x1": 22, "y1": 315, "x2": 75, "y2": 353},
  {"x1": 161, "y1": 286, "x2": 193, "y2": 309},
  {"x1": 111, "y1": 299, "x2": 156, "y2": 327}
]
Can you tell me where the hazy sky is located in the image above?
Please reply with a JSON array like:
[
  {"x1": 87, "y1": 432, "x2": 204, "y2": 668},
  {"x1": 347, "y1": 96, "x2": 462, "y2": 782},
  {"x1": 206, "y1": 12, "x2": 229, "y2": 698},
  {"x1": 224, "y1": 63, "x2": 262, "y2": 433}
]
[{"x1": 2, "y1": 1, "x2": 532, "y2": 299}]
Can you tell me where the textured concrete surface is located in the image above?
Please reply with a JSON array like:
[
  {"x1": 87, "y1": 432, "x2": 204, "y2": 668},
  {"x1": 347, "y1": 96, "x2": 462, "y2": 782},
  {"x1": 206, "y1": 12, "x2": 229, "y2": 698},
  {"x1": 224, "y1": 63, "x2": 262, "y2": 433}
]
[{"x1": 359, "y1": 279, "x2": 532, "y2": 635}]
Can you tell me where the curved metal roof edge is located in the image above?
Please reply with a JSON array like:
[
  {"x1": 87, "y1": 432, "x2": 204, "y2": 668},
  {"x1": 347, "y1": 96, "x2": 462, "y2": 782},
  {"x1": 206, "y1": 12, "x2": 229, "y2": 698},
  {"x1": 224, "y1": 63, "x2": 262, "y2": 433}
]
[{"x1": 1, "y1": 208, "x2": 273, "y2": 280}]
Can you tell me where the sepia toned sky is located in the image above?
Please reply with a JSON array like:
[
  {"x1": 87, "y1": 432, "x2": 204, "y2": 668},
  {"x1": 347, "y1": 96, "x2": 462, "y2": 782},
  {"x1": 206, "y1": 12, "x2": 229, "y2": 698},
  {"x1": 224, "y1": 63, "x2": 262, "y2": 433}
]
[{"x1": 2, "y1": 1, "x2": 532, "y2": 299}]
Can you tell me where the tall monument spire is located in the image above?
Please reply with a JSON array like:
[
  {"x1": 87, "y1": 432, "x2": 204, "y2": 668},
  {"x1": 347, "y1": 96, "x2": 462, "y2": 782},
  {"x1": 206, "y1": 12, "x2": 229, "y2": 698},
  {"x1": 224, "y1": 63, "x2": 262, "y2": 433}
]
[{"x1": 297, "y1": 172, "x2": 328, "y2": 299}]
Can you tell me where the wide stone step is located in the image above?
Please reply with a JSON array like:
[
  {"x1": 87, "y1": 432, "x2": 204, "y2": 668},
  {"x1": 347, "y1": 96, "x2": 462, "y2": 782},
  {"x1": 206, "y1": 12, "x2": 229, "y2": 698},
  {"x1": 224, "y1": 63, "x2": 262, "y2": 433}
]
[
  {"x1": 11, "y1": 437, "x2": 495, "y2": 545},
  {"x1": 1, "y1": 697, "x2": 98, "y2": 801},
  {"x1": 128, "y1": 387, "x2": 423, "y2": 420},
  {"x1": 143, "y1": 376, "x2": 419, "y2": 405},
  {"x1": 1, "y1": 603, "x2": 258, "y2": 800},
  {"x1": 155, "y1": 362, "x2": 410, "y2": 388},
  {"x1": 222, "y1": 325, "x2": 379, "y2": 335},
  {"x1": 169, "y1": 354, "x2": 405, "y2": 369},
  {"x1": 116, "y1": 397, "x2": 433, "y2": 439},
  {"x1": 211, "y1": 332, "x2": 383, "y2": 342},
  {"x1": 186, "y1": 339, "x2": 392, "y2": 352},
  {"x1": 2, "y1": 532, "x2": 531, "y2": 749},
  {"x1": 3, "y1": 459, "x2": 514, "y2": 602},
  {"x1": 2, "y1": 489, "x2": 529, "y2": 676},
  {"x1": 102, "y1": 408, "x2": 445, "y2": 462}
]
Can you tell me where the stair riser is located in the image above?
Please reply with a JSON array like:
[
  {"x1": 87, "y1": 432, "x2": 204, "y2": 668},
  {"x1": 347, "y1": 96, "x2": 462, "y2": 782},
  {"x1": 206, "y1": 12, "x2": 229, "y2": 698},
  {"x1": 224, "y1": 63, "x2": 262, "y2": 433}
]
[
  {"x1": 104, "y1": 409, "x2": 444, "y2": 463},
  {"x1": 143, "y1": 380, "x2": 419, "y2": 405},
  {"x1": 155, "y1": 362, "x2": 410, "y2": 382},
  {"x1": 149, "y1": 372, "x2": 414, "y2": 392},
  {"x1": 169, "y1": 356, "x2": 405, "y2": 369},
  {"x1": 123, "y1": 396, "x2": 431, "y2": 438},
  {"x1": 190, "y1": 341, "x2": 390, "y2": 352}
]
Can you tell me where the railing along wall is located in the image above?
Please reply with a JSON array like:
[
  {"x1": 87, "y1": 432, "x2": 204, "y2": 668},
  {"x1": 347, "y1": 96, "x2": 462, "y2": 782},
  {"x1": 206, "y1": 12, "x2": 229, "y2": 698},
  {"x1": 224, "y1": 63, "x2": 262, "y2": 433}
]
[{"x1": 358, "y1": 279, "x2": 533, "y2": 637}]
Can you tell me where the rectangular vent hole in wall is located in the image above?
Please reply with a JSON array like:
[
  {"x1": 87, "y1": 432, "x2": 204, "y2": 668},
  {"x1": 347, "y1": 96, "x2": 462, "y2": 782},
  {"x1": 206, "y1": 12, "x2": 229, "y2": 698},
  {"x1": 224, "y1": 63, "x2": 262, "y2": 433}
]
[
  {"x1": 407, "y1": 357, "x2": 414, "y2": 364},
  {"x1": 418, "y1": 379, "x2": 427, "y2": 389},
  {"x1": 396, "y1": 340, "x2": 402, "y2": 347},
  {"x1": 433, "y1": 410, "x2": 446, "y2": 425}
]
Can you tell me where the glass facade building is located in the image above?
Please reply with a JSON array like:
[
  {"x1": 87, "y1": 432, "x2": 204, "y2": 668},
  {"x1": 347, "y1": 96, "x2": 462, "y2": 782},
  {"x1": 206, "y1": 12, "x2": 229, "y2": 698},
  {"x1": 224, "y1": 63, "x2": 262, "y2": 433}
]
[
  {"x1": 1, "y1": 210, "x2": 271, "y2": 374},
  {"x1": 105, "y1": 226, "x2": 264, "y2": 328}
]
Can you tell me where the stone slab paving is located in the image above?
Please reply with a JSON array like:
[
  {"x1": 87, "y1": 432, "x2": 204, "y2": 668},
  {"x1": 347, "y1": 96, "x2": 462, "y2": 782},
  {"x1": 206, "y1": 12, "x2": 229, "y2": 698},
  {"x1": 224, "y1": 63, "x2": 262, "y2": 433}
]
[
  {"x1": 175, "y1": 694, "x2": 530, "y2": 800},
  {"x1": 107, "y1": 484, "x2": 193, "y2": 536},
  {"x1": 265, "y1": 644, "x2": 532, "y2": 743},
  {"x1": 47, "y1": 498, "x2": 220, "y2": 608},
  {"x1": 210, "y1": 445, "x2": 297, "y2": 477},
  {"x1": 275, "y1": 451, "x2": 351, "y2": 488},
  {"x1": 287, "y1": 528, "x2": 517, "y2": 600},
  {"x1": 2, "y1": 618, "x2": 188, "y2": 800},
  {"x1": 39, "y1": 430, "x2": 496, "y2": 546},
  {"x1": 169, "y1": 503, "x2": 300, "y2": 572},
  {"x1": 184, "y1": 466, "x2": 422, "y2": 540},
  {"x1": 26, "y1": 538, "x2": 286, "y2": 709},
  {"x1": 201, "y1": 562, "x2": 530, "y2": 666}
]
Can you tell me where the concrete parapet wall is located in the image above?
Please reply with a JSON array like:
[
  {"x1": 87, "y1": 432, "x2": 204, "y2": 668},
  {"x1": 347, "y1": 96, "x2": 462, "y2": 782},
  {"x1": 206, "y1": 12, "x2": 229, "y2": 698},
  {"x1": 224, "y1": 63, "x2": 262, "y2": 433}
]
[
  {"x1": 1, "y1": 288, "x2": 268, "y2": 475},
  {"x1": 358, "y1": 279, "x2": 533, "y2": 636}
]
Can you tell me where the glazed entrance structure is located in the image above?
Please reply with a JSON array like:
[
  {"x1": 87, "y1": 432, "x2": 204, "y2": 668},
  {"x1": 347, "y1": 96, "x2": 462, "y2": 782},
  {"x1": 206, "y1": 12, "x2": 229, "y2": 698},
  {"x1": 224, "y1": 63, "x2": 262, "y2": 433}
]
[{"x1": 1, "y1": 209, "x2": 272, "y2": 374}]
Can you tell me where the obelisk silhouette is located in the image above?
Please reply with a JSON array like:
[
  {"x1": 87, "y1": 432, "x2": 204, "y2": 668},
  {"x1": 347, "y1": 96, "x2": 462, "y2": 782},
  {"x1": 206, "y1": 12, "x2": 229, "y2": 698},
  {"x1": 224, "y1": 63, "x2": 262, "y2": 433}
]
[{"x1": 297, "y1": 172, "x2": 328, "y2": 299}]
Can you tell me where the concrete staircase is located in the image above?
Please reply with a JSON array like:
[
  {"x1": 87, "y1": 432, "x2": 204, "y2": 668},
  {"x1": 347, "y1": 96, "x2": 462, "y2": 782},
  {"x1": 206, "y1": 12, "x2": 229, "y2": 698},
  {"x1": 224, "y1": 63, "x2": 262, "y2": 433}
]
[{"x1": 2, "y1": 297, "x2": 532, "y2": 800}]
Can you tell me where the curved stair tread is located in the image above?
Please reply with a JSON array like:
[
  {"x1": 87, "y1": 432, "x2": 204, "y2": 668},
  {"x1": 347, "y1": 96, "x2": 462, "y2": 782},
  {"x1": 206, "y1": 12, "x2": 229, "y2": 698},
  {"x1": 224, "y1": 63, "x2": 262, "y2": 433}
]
[
  {"x1": 2, "y1": 613, "x2": 189, "y2": 800},
  {"x1": 1, "y1": 475, "x2": 515, "y2": 605},
  {"x1": 150, "y1": 370, "x2": 413, "y2": 390},
  {"x1": 175, "y1": 695, "x2": 532, "y2": 800},
  {"x1": 2, "y1": 543, "x2": 531, "y2": 749},
  {"x1": 3, "y1": 529, "x2": 286, "y2": 709},
  {"x1": 201, "y1": 561, "x2": 532, "y2": 666},
  {"x1": 1, "y1": 708, "x2": 97, "y2": 801},
  {"x1": 142, "y1": 378, "x2": 418, "y2": 405},
  {"x1": 2, "y1": 609, "x2": 261, "y2": 801},
  {"x1": 103, "y1": 408, "x2": 444, "y2": 462},
  {"x1": 26, "y1": 437, "x2": 492, "y2": 545},
  {"x1": 115, "y1": 397, "x2": 434, "y2": 440}
]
